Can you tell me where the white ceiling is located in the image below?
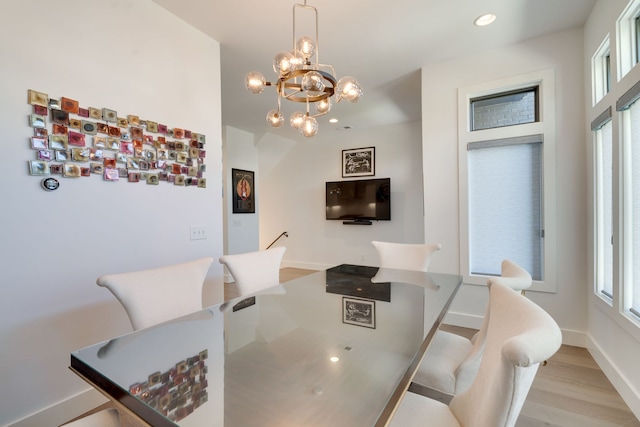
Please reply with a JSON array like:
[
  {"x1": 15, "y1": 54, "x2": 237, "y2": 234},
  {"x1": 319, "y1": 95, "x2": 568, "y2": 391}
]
[{"x1": 152, "y1": 0, "x2": 596, "y2": 141}]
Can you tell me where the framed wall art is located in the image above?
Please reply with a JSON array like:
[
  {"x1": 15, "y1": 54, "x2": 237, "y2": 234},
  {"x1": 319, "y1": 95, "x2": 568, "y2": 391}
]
[
  {"x1": 342, "y1": 297, "x2": 376, "y2": 329},
  {"x1": 342, "y1": 147, "x2": 375, "y2": 177},
  {"x1": 232, "y1": 168, "x2": 255, "y2": 213}
]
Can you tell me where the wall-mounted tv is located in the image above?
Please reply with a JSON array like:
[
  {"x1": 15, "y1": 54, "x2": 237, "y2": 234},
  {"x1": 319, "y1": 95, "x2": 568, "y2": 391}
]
[{"x1": 326, "y1": 178, "x2": 391, "y2": 224}]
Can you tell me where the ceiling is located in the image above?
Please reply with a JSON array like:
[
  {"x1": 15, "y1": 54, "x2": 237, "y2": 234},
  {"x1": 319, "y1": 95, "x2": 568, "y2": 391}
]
[{"x1": 152, "y1": 0, "x2": 596, "y2": 141}]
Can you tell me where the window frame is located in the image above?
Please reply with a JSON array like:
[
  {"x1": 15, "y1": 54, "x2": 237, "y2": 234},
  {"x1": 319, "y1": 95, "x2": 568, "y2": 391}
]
[
  {"x1": 458, "y1": 68, "x2": 557, "y2": 292},
  {"x1": 592, "y1": 108, "x2": 614, "y2": 305}
]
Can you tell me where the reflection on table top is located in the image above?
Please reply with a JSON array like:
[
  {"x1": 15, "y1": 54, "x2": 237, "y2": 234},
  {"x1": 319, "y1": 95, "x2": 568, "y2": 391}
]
[{"x1": 71, "y1": 264, "x2": 462, "y2": 427}]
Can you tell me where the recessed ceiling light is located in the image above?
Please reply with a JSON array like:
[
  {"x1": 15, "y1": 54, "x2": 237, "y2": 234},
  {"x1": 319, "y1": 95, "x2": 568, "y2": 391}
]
[
  {"x1": 474, "y1": 13, "x2": 496, "y2": 27},
  {"x1": 329, "y1": 118, "x2": 338, "y2": 123},
  {"x1": 330, "y1": 356, "x2": 340, "y2": 363}
]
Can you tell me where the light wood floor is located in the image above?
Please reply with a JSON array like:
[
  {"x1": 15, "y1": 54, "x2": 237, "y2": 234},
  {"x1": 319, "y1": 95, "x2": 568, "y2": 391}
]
[{"x1": 68, "y1": 268, "x2": 640, "y2": 427}]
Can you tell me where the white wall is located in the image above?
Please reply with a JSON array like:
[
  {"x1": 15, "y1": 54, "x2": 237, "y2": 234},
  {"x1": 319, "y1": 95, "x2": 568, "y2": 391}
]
[
  {"x1": 223, "y1": 126, "x2": 260, "y2": 256},
  {"x1": 421, "y1": 28, "x2": 588, "y2": 345},
  {"x1": 0, "y1": 1, "x2": 223, "y2": 425},
  {"x1": 259, "y1": 121, "x2": 425, "y2": 269},
  {"x1": 585, "y1": 0, "x2": 640, "y2": 418}
]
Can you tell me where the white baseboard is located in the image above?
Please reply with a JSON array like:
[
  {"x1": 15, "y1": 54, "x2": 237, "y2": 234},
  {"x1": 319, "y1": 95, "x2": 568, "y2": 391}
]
[
  {"x1": 588, "y1": 336, "x2": 640, "y2": 420},
  {"x1": 8, "y1": 388, "x2": 106, "y2": 427}
]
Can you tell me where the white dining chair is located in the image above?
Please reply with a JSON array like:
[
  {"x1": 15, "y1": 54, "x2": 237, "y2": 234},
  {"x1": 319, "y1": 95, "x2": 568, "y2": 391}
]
[
  {"x1": 371, "y1": 240, "x2": 442, "y2": 272},
  {"x1": 62, "y1": 408, "x2": 120, "y2": 426},
  {"x1": 96, "y1": 257, "x2": 214, "y2": 331},
  {"x1": 487, "y1": 259, "x2": 533, "y2": 295},
  {"x1": 390, "y1": 281, "x2": 562, "y2": 427},
  {"x1": 219, "y1": 246, "x2": 286, "y2": 297},
  {"x1": 412, "y1": 259, "x2": 533, "y2": 398}
]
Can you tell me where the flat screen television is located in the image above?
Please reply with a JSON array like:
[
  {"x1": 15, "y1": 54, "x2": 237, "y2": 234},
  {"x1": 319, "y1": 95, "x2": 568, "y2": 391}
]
[{"x1": 326, "y1": 178, "x2": 391, "y2": 223}]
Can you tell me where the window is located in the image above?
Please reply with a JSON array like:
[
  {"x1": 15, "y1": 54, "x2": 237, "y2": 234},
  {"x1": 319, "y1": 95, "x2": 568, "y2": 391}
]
[
  {"x1": 592, "y1": 36, "x2": 611, "y2": 105},
  {"x1": 617, "y1": 0, "x2": 640, "y2": 79},
  {"x1": 624, "y1": 96, "x2": 640, "y2": 318},
  {"x1": 593, "y1": 109, "x2": 613, "y2": 301},
  {"x1": 470, "y1": 87, "x2": 538, "y2": 131},
  {"x1": 458, "y1": 69, "x2": 556, "y2": 292}
]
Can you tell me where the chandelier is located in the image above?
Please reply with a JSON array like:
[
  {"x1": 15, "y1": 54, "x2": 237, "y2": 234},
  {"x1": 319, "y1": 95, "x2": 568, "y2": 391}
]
[{"x1": 244, "y1": 1, "x2": 362, "y2": 138}]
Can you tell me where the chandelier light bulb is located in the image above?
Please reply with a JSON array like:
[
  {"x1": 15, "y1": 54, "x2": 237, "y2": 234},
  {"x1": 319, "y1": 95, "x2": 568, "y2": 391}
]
[
  {"x1": 290, "y1": 111, "x2": 305, "y2": 129},
  {"x1": 301, "y1": 71, "x2": 325, "y2": 97},
  {"x1": 336, "y1": 76, "x2": 363, "y2": 103},
  {"x1": 296, "y1": 36, "x2": 316, "y2": 60},
  {"x1": 266, "y1": 109, "x2": 284, "y2": 127},
  {"x1": 289, "y1": 49, "x2": 304, "y2": 70},
  {"x1": 316, "y1": 98, "x2": 330, "y2": 114},
  {"x1": 300, "y1": 115, "x2": 318, "y2": 137},
  {"x1": 245, "y1": 71, "x2": 266, "y2": 94},
  {"x1": 273, "y1": 51, "x2": 295, "y2": 76}
]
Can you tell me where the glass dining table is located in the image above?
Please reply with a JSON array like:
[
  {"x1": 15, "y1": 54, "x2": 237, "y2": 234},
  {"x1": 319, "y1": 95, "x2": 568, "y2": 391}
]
[{"x1": 70, "y1": 264, "x2": 462, "y2": 427}]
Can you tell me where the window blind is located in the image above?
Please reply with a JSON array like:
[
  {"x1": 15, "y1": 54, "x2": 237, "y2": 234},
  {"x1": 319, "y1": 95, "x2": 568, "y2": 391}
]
[{"x1": 467, "y1": 135, "x2": 543, "y2": 279}]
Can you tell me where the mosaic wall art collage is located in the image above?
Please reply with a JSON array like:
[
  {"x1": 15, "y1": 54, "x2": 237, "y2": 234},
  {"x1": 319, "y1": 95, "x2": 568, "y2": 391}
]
[
  {"x1": 129, "y1": 349, "x2": 209, "y2": 422},
  {"x1": 26, "y1": 89, "x2": 207, "y2": 188}
]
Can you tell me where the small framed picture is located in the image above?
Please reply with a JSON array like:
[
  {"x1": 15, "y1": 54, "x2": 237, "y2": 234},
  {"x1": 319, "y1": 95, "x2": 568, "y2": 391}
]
[
  {"x1": 78, "y1": 108, "x2": 90, "y2": 118},
  {"x1": 127, "y1": 158, "x2": 140, "y2": 169},
  {"x1": 33, "y1": 104, "x2": 48, "y2": 115},
  {"x1": 128, "y1": 171, "x2": 140, "y2": 182},
  {"x1": 147, "y1": 173, "x2": 159, "y2": 185},
  {"x1": 197, "y1": 178, "x2": 206, "y2": 188},
  {"x1": 147, "y1": 121, "x2": 158, "y2": 133},
  {"x1": 176, "y1": 152, "x2": 188, "y2": 164},
  {"x1": 81, "y1": 120, "x2": 97, "y2": 135},
  {"x1": 115, "y1": 152, "x2": 127, "y2": 163},
  {"x1": 55, "y1": 150, "x2": 70, "y2": 161},
  {"x1": 72, "y1": 148, "x2": 90, "y2": 162},
  {"x1": 37, "y1": 150, "x2": 53, "y2": 161},
  {"x1": 28, "y1": 160, "x2": 50, "y2": 175},
  {"x1": 50, "y1": 164, "x2": 63, "y2": 174},
  {"x1": 28, "y1": 89, "x2": 49, "y2": 107},
  {"x1": 90, "y1": 163, "x2": 104, "y2": 174},
  {"x1": 52, "y1": 123, "x2": 68, "y2": 135},
  {"x1": 69, "y1": 118, "x2": 82, "y2": 129},
  {"x1": 342, "y1": 147, "x2": 375, "y2": 177},
  {"x1": 106, "y1": 138, "x2": 120, "y2": 151},
  {"x1": 232, "y1": 168, "x2": 255, "y2": 214},
  {"x1": 31, "y1": 137, "x2": 48, "y2": 150},
  {"x1": 68, "y1": 131, "x2": 86, "y2": 147},
  {"x1": 29, "y1": 114, "x2": 46, "y2": 128},
  {"x1": 89, "y1": 107, "x2": 102, "y2": 120},
  {"x1": 49, "y1": 98, "x2": 61, "y2": 110},
  {"x1": 81, "y1": 167, "x2": 91, "y2": 177},
  {"x1": 104, "y1": 168, "x2": 119, "y2": 181},
  {"x1": 121, "y1": 142, "x2": 134, "y2": 154},
  {"x1": 117, "y1": 117, "x2": 129, "y2": 128},
  {"x1": 173, "y1": 128, "x2": 185, "y2": 139},
  {"x1": 102, "y1": 108, "x2": 117, "y2": 123},
  {"x1": 103, "y1": 158, "x2": 116, "y2": 168},
  {"x1": 342, "y1": 297, "x2": 375, "y2": 329},
  {"x1": 90, "y1": 148, "x2": 104, "y2": 161},
  {"x1": 93, "y1": 136, "x2": 107, "y2": 148},
  {"x1": 96, "y1": 123, "x2": 109, "y2": 134},
  {"x1": 49, "y1": 135, "x2": 68, "y2": 150},
  {"x1": 61, "y1": 97, "x2": 79, "y2": 114},
  {"x1": 108, "y1": 126, "x2": 121, "y2": 138},
  {"x1": 174, "y1": 174, "x2": 185, "y2": 186},
  {"x1": 63, "y1": 163, "x2": 81, "y2": 178},
  {"x1": 158, "y1": 123, "x2": 168, "y2": 134},
  {"x1": 51, "y1": 109, "x2": 69, "y2": 124},
  {"x1": 34, "y1": 127, "x2": 48, "y2": 138}
]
